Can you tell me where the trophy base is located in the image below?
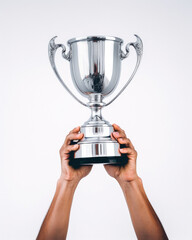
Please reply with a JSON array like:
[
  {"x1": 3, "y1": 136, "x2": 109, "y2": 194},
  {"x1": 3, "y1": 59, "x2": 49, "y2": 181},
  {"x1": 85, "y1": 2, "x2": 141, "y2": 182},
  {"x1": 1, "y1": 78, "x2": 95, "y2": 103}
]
[
  {"x1": 69, "y1": 155, "x2": 128, "y2": 167},
  {"x1": 70, "y1": 121, "x2": 129, "y2": 167}
]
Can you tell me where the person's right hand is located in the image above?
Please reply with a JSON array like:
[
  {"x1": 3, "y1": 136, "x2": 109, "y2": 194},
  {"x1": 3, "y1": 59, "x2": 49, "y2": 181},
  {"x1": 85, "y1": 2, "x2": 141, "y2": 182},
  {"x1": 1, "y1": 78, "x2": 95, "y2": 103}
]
[{"x1": 59, "y1": 126, "x2": 92, "y2": 184}]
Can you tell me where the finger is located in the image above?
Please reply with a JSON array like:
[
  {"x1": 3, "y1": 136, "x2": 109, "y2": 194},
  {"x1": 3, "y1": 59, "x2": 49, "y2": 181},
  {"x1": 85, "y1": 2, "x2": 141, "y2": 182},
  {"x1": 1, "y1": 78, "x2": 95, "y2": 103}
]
[
  {"x1": 64, "y1": 132, "x2": 84, "y2": 145},
  {"x1": 112, "y1": 131, "x2": 126, "y2": 140},
  {"x1": 112, "y1": 124, "x2": 126, "y2": 138},
  {"x1": 111, "y1": 132, "x2": 116, "y2": 140},
  {"x1": 69, "y1": 126, "x2": 81, "y2": 134},
  {"x1": 117, "y1": 137, "x2": 135, "y2": 150},
  {"x1": 113, "y1": 124, "x2": 126, "y2": 135},
  {"x1": 60, "y1": 144, "x2": 79, "y2": 158},
  {"x1": 67, "y1": 144, "x2": 79, "y2": 152},
  {"x1": 119, "y1": 147, "x2": 133, "y2": 154}
]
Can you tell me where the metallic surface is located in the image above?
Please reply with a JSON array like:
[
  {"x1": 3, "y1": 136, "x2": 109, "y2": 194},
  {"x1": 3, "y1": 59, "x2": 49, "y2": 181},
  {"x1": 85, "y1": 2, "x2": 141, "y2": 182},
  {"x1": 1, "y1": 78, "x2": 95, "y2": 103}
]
[
  {"x1": 48, "y1": 35, "x2": 143, "y2": 162},
  {"x1": 48, "y1": 37, "x2": 87, "y2": 107},
  {"x1": 68, "y1": 36, "x2": 122, "y2": 99},
  {"x1": 105, "y1": 35, "x2": 143, "y2": 106},
  {"x1": 75, "y1": 141, "x2": 120, "y2": 158},
  {"x1": 68, "y1": 36, "x2": 123, "y2": 45},
  {"x1": 75, "y1": 125, "x2": 120, "y2": 158}
]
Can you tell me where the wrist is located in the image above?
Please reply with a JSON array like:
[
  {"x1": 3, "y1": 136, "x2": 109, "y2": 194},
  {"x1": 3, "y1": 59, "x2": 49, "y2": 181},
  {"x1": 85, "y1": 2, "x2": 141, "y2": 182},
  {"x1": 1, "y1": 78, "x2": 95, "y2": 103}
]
[
  {"x1": 115, "y1": 172, "x2": 140, "y2": 185},
  {"x1": 117, "y1": 176, "x2": 142, "y2": 190},
  {"x1": 57, "y1": 175, "x2": 80, "y2": 190}
]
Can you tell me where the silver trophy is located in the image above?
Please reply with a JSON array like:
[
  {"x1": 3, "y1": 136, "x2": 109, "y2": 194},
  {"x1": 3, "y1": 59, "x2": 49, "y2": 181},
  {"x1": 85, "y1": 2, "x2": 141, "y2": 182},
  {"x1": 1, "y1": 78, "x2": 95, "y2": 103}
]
[{"x1": 48, "y1": 35, "x2": 143, "y2": 165}]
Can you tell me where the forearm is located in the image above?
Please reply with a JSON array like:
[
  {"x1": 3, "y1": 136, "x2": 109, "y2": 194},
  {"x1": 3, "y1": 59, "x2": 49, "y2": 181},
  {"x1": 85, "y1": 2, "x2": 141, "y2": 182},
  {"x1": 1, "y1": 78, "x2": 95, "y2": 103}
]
[
  {"x1": 37, "y1": 178, "x2": 78, "y2": 240},
  {"x1": 118, "y1": 177, "x2": 168, "y2": 240}
]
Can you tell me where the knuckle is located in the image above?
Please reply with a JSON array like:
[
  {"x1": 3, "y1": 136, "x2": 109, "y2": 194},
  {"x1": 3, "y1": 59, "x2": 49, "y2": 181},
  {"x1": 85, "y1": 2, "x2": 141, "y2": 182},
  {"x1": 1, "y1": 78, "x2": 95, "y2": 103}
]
[
  {"x1": 69, "y1": 128, "x2": 75, "y2": 134},
  {"x1": 66, "y1": 133, "x2": 70, "y2": 139},
  {"x1": 128, "y1": 148, "x2": 132, "y2": 152},
  {"x1": 59, "y1": 147, "x2": 63, "y2": 155},
  {"x1": 68, "y1": 134, "x2": 73, "y2": 140},
  {"x1": 71, "y1": 126, "x2": 79, "y2": 134},
  {"x1": 68, "y1": 145, "x2": 73, "y2": 151}
]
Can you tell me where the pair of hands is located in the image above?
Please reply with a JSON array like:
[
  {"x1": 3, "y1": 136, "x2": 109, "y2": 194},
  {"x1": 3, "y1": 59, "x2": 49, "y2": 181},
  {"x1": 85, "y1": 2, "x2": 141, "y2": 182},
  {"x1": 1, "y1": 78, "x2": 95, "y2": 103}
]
[{"x1": 59, "y1": 124, "x2": 138, "y2": 185}]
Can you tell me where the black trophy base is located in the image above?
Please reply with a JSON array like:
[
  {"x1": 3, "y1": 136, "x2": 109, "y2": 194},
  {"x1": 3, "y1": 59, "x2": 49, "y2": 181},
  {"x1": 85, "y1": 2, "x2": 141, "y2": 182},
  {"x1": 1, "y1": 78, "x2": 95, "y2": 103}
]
[{"x1": 69, "y1": 155, "x2": 128, "y2": 168}]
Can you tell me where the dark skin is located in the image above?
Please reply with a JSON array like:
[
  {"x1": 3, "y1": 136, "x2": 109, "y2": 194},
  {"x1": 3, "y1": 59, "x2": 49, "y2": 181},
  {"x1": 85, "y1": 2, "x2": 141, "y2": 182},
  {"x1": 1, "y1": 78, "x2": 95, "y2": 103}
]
[{"x1": 37, "y1": 124, "x2": 168, "y2": 240}]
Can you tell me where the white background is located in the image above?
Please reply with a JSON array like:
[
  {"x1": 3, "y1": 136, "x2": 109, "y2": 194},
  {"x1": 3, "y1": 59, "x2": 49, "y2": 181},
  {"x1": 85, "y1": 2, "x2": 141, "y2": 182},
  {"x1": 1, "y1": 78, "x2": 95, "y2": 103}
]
[{"x1": 1, "y1": 0, "x2": 192, "y2": 239}]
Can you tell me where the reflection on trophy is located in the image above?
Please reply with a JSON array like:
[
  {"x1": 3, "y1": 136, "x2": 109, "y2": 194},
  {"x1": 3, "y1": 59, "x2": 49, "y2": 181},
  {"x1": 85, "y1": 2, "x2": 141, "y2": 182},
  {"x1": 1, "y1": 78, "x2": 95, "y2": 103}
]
[{"x1": 48, "y1": 35, "x2": 143, "y2": 166}]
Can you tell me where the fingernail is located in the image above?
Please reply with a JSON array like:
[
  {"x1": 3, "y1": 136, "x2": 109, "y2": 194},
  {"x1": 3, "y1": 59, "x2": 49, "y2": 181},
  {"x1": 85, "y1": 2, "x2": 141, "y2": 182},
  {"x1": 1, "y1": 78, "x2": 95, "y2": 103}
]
[
  {"x1": 113, "y1": 132, "x2": 119, "y2": 136},
  {"x1": 73, "y1": 144, "x2": 79, "y2": 148}
]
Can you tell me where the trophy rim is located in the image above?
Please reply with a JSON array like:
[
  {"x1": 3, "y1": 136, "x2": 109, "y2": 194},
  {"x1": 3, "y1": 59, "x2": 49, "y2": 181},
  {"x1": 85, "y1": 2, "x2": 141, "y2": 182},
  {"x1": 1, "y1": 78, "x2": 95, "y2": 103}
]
[{"x1": 67, "y1": 36, "x2": 123, "y2": 45}]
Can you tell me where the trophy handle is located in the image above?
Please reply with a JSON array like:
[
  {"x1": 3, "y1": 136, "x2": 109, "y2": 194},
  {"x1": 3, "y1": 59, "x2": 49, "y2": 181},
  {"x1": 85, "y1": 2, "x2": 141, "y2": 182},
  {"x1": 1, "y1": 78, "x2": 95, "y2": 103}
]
[
  {"x1": 105, "y1": 35, "x2": 143, "y2": 107},
  {"x1": 48, "y1": 36, "x2": 87, "y2": 107}
]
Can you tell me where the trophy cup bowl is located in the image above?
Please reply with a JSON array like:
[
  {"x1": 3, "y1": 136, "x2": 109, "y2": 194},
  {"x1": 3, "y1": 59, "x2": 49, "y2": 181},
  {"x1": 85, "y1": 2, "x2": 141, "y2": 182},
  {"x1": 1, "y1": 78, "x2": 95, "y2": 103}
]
[
  {"x1": 48, "y1": 35, "x2": 143, "y2": 166},
  {"x1": 68, "y1": 36, "x2": 122, "y2": 97}
]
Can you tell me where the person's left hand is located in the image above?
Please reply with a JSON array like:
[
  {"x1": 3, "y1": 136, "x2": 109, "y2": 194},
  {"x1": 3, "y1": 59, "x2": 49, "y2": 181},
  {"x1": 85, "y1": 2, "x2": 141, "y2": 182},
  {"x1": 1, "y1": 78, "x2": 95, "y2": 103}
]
[
  {"x1": 104, "y1": 124, "x2": 139, "y2": 183},
  {"x1": 59, "y1": 126, "x2": 92, "y2": 184}
]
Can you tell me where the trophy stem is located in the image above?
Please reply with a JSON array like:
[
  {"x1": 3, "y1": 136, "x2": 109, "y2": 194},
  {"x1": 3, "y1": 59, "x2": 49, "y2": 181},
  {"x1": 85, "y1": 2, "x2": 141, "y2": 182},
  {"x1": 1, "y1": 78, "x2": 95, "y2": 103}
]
[
  {"x1": 83, "y1": 93, "x2": 108, "y2": 125},
  {"x1": 91, "y1": 106, "x2": 102, "y2": 121}
]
